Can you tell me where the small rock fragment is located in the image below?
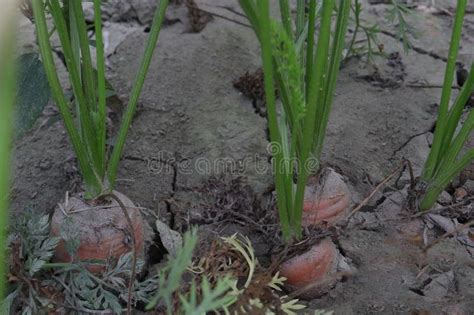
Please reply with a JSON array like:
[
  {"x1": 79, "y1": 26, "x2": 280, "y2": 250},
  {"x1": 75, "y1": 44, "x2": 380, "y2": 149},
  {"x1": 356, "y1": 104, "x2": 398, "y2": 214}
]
[
  {"x1": 462, "y1": 180, "x2": 474, "y2": 194},
  {"x1": 437, "y1": 191, "x2": 452, "y2": 205},
  {"x1": 156, "y1": 219, "x2": 183, "y2": 257},
  {"x1": 442, "y1": 303, "x2": 470, "y2": 315},
  {"x1": 423, "y1": 270, "x2": 455, "y2": 299},
  {"x1": 454, "y1": 187, "x2": 468, "y2": 201}
]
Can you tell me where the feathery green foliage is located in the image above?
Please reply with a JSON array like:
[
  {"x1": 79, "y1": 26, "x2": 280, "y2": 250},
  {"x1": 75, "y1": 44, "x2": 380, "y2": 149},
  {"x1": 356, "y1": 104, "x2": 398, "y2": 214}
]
[
  {"x1": 386, "y1": 0, "x2": 416, "y2": 53},
  {"x1": 346, "y1": 0, "x2": 383, "y2": 63},
  {"x1": 220, "y1": 234, "x2": 307, "y2": 314},
  {"x1": 31, "y1": 0, "x2": 169, "y2": 199},
  {"x1": 179, "y1": 277, "x2": 235, "y2": 315},
  {"x1": 239, "y1": 0, "x2": 350, "y2": 240},
  {"x1": 146, "y1": 229, "x2": 234, "y2": 314},
  {"x1": 346, "y1": 0, "x2": 416, "y2": 62},
  {"x1": 2, "y1": 211, "x2": 153, "y2": 314},
  {"x1": 1, "y1": 212, "x2": 59, "y2": 314},
  {"x1": 2, "y1": 214, "x2": 235, "y2": 314},
  {"x1": 420, "y1": 0, "x2": 474, "y2": 211}
]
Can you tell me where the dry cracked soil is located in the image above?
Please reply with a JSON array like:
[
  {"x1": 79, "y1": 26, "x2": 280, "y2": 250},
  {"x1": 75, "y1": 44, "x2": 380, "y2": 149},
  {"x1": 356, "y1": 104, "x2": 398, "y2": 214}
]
[{"x1": 12, "y1": 0, "x2": 474, "y2": 314}]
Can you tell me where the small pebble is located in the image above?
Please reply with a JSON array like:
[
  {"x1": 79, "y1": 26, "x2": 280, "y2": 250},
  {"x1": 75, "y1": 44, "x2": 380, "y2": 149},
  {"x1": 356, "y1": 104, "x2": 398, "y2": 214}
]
[
  {"x1": 437, "y1": 190, "x2": 452, "y2": 205},
  {"x1": 38, "y1": 160, "x2": 52, "y2": 170},
  {"x1": 463, "y1": 179, "x2": 474, "y2": 194},
  {"x1": 454, "y1": 187, "x2": 467, "y2": 201}
]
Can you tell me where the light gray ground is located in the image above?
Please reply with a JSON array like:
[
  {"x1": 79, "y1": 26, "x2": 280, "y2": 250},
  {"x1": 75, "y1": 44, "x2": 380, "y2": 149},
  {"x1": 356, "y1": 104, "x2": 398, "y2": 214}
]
[{"x1": 12, "y1": 0, "x2": 474, "y2": 313}]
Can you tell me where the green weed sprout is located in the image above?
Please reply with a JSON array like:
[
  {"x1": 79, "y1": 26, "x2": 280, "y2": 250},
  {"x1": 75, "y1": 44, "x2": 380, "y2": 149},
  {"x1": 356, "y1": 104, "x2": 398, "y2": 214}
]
[
  {"x1": 239, "y1": 0, "x2": 350, "y2": 240},
  {"x1": 386, "y1": 0, "x2": 416, "y2": 53},
  {"x1": 146, "y1": 229, "x2": 235, "y2": 314},
  {"x1": 346, "y1": 0, "x2": 416, "y2": 63},
  {"x1": 419, "y1": 0, "x2": 474, "y2": 211},
  {"x1": 31, "y1": 0, "x2": 169, "y2": 199},
  {"x1": 0, "y1": 0, "x2": 17, "y2": 300},
  {"x1": 346, "y1": 0, "x2": 383, "y2": 63}
]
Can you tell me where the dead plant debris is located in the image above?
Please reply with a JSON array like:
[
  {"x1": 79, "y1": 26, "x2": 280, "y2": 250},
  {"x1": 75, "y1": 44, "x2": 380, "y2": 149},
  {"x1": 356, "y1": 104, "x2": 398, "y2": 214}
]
[
  {"x1": 233, "y1": 68, "x2": 268, "y2": 117},
  {"x1": 189, "y1": 176, "x2": 279, "y2": 240},
  {"x1": 359, "y1": 52, "x2": 407, "y2": 88},
  {"x1": 185, "y1": 0, "x2": 212, "y2": 33}
]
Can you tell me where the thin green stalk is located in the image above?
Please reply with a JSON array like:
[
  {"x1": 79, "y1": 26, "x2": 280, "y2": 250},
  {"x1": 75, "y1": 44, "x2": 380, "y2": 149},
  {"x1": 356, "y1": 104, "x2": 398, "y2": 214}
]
[
  {"x1": 274, "y1": 63, "x2": 304, "y2": 156},
  {"x1": 292, "y1": 0, "x2": 334, "y2": 237},
  {"x1": 71, "y1": 0, "x2": 103, "y2": 175},
  {"x1": 347, "y1": 0, "x2": 361, "y2": 59},
  {"x1": 295, "y1": 23, "x2": 309, "y2": 55},
  {"x1": 49, "y1": 0, "x2": 102, "y2": 181},
  {"x1": 94, "y1": 0, "x2": 107, "y2": 176},
  {"x1": 305, "y1": 0, "x2": 317, "y2": 102},
  {"x1": 243, "y1": 0, "x2": 347, "y2": 239},
  {"x1": 61, "y1": 0, "x2": 70, "y2": 33},
  {"x1": 314, "y1": 0, "x2": 350, "y2": 157},
  {"x1": 107, "y1": 0, "x2": 169, "y2": 188},
  {"x1": 312, "y1": 3, "x2": 334, "y2": 138},
  {"x1": 242, "y1": 0, "x2": 305, "y2": 158},
  {"x1": 433, "y1": 109, "x2": 474, "y2": 181},
  {"x1": 257, "y1": 0, "x2": 292, "y2": 239},
  {"x1": 70, "y1": 0, "x2": 97, "y2": 113},
  {"x1": 239, "y1": 0, "x2": 260, "y2": 39},
  {"x1": 0, "y1": 1, "x2": 17, "y2": 298},
  {"x1": 67, "y1": 1, "x2": 81, "y2": 87},
  {"x1": 279, "y1": 115, "x2": 296, "y2": 234},
  {"x1": 279, "y1": 0, "x2": 293, "y2": 38},
  {"x1": 420, "y1": 149, "x2": 474, "y2": 210},
  {"x1": 272, "y1": 21, "x2": 306, "y2": 217},
  {"x1": 419, "y1": 0, "x2": 473, "y2": 211},
  {"x1": 32, "y1": 0, "x2": 102, "y2": 197},
  {"x1": 66, "y1": 0, "x2": 83, "y2": 138},
  {"x1": 296, "y1": 0, "x2": 306, "y2": 75},
  {"x1": 48, "y1": 25, "x2": 56, "y2": 38},
  {"x1": 296, "y1": 0, "x2": 305, "y2": 38},
  {"x1": 438, "y1": 64, "x2": 474, "y2": 161},
  {"x1": 421, "y1": 0, "x2": 467, "y2": 181}
]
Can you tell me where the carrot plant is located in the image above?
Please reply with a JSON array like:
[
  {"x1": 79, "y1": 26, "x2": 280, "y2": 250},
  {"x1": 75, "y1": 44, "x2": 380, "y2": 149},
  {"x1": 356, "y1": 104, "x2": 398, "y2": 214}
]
[
  {"x1": 0, "y1": 0, "x2": 17, "y2": 299},
  {"x1": 239, "y1": 0, "x2": 350, "y2": 239},
  {"x1": 419, "y1": 0, "x2": 474, "y2": 211},
  {"x1": 31, "y1": 0, "x2": 169, "y2": 199},
  {"x1": 345, "y1": 0, "x2": 416, "y2": 63}
]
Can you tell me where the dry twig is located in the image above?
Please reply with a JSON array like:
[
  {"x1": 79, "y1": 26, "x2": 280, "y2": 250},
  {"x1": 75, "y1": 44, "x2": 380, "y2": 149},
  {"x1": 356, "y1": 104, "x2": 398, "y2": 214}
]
[
  {"x1": 422, "y1": 220, "x2": 474, "y2": 252},
  {"x1": 345, "y1": 161, "x2": 407, "y2": 221}
]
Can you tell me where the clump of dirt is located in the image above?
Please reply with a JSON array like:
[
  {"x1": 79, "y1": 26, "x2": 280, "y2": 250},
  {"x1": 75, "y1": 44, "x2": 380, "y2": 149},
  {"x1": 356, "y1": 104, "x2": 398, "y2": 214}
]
[
  {"x1": 185, "y1": 0, "x2": 212, "y2": 33},
  {"x1": 183, "y1": 176, "x2": 279, "y2": 242},
  {"x1": 186, "y1": 175, "x2": 342, "y2": 270},
  {"x1": 359, "y1": 51, "x2": 407, "y2": 88},
  {"x1": 233, "y1": 68, "x2": 267, "y2": 117}
]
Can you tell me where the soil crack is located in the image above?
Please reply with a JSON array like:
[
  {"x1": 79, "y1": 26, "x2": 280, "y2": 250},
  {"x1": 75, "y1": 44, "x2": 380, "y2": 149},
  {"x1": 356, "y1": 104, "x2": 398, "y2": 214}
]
[
  {"x1": 165, "y1": 161, "x2": 178, "y2": 230},
  {"x1": 380, "y1": 30, "x2": 448, "y2": 63},
  {"x1": 390, "y1": 129, "x2": 431, "y2": 160}
]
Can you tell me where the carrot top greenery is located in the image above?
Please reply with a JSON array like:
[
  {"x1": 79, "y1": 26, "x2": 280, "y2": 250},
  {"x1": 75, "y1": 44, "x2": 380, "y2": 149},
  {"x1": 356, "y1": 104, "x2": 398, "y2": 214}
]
[
  {"x1": 32, "y1": 0, "x2": 169, "y2": 199},
  {"x1": 418, "y1": 0, "x2": 474, "y2": 211},
  {"x1": 239, "y1": 0, "x2": 350, "y2": 240}
]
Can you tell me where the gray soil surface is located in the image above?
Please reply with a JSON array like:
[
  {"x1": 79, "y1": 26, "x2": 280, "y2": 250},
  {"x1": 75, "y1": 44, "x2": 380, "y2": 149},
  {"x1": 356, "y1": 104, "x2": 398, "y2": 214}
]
[{"x1": 12, "y1": 0, "x2": 473, "y2": 314}]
